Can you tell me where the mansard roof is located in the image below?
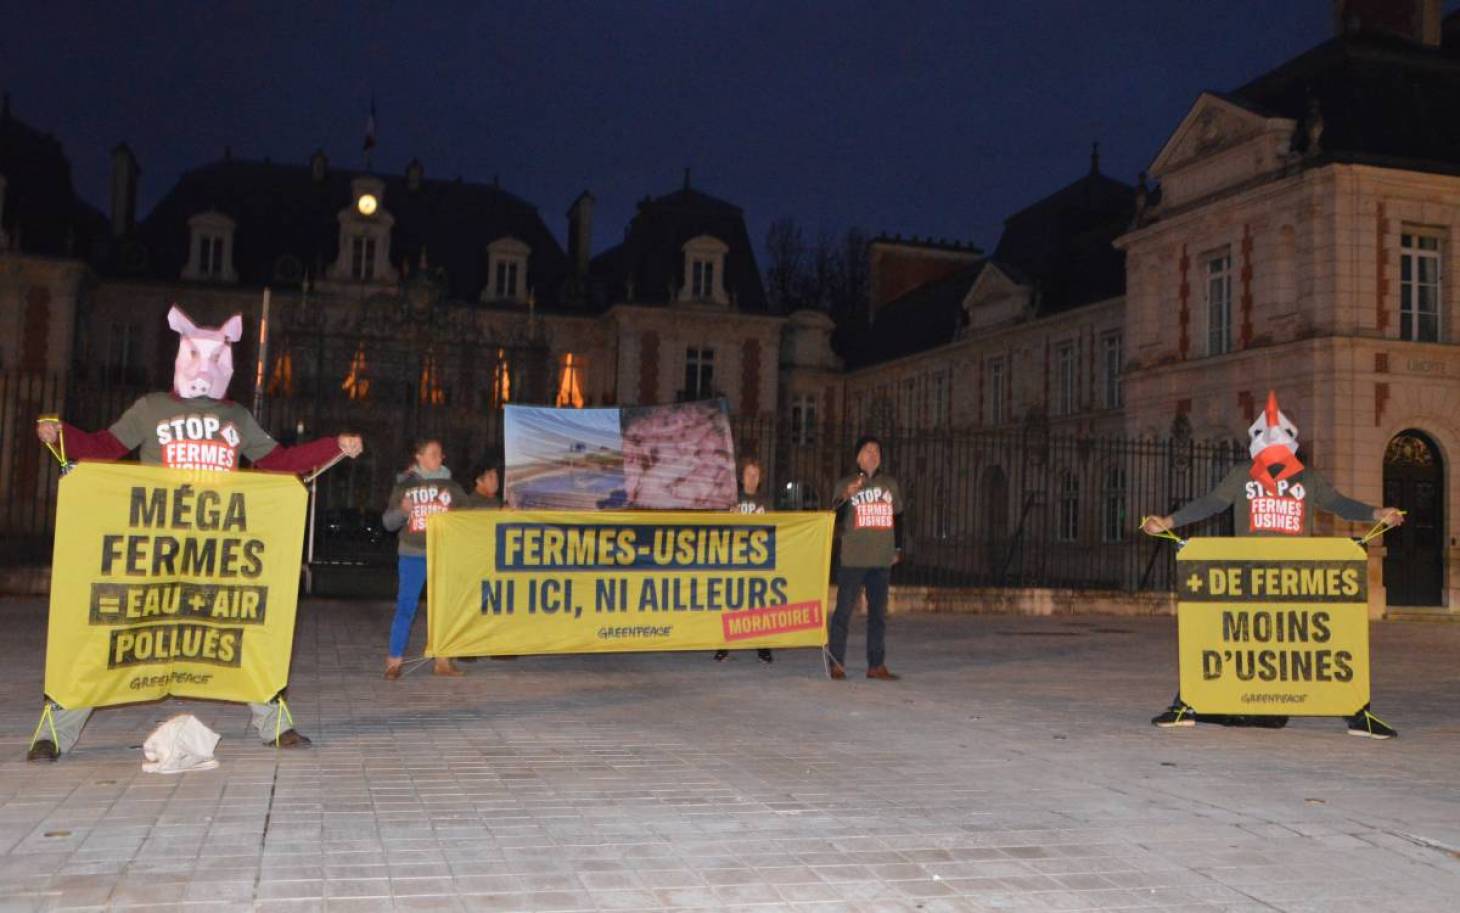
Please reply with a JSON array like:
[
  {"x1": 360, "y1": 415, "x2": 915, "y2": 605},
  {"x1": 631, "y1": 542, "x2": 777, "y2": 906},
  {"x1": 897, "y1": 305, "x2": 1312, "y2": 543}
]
[
  {"x1": 109, "y1": 158, "x2": 570, "y2": 304},
  {"x1": 1229, "y1": 26, "x2": 1460, "y2": 174},
  {"x1": 588, "y1": 183, "x2": 769, "y2": 313},
  {"x1": 0, "y1": 100, "x2": 107, "y2": 258}
]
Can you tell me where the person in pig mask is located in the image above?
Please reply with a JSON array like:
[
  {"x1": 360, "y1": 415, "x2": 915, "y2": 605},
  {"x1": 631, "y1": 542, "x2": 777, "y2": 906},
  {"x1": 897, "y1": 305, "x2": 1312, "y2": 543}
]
[
  {"x1": 1141, "y1": 391, "x2": 1403, "y2": 739},
  {"x1": 28, "y1": 306, "x2": 363, "y2": 762}
]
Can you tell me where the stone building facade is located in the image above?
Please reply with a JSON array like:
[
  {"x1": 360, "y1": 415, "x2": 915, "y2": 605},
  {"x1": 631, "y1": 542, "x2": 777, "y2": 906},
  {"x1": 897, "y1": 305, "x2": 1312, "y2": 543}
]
[{"x1": 1117, "y1": 3, "x2": 1460, "y2": 609}]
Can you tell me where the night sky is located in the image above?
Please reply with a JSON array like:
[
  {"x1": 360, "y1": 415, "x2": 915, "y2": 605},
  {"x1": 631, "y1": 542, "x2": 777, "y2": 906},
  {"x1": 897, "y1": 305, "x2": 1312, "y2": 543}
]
[{"x1": 5, "y1": 1, "x2": 1457, "y2": 255}]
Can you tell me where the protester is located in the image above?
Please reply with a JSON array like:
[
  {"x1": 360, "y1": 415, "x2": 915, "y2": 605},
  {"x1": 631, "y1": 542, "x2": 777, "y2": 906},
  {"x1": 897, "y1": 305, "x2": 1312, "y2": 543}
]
[
  {"x1": 464, "y1": 460, "x2": 504, "y2": 510},
  {"x1": 826, "y1": 435, "x2": 904, "y2": 680},
  {"x1": 382, "y1": 439, "x2": 468, "y2": 680},
  {"x1": 714, "y1": 457, "x2": 774, "y2": 664},
  {"x1": 1142, "y1": 392, "x2": 1404, "y2": 738},
  {"x1": 28, "y1": 307, "x2": 361, "y2": 762}
]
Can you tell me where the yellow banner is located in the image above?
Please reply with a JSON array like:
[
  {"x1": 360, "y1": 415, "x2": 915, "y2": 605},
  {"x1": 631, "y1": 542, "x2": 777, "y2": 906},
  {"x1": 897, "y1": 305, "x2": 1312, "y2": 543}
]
[
  {"x1": 1177, "y1": 536, "x2": 1370, "y2": 716},
  {"x1": 427, "y1": 510, "x2": 834, "y2": 655},
  {"x1": 45, "y1": 463, "x2": 307, "y2": 708}
]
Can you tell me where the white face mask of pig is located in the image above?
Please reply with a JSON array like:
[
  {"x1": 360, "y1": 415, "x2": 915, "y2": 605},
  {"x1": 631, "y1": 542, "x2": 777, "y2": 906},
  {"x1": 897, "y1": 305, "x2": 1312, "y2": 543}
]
[
  {"x1": 168, "y1": 306, "x2": 242, "y2": 399},
  {"x1": 1247, "y1": 390, "x2": 1303, "y2": 494}
]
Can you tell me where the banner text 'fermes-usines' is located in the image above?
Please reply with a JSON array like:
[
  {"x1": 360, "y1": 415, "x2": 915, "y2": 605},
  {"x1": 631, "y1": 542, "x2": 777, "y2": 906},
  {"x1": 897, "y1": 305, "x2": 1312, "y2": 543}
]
[{"x1": 497, "y1": 523, "x2": 774, "y2": 571}]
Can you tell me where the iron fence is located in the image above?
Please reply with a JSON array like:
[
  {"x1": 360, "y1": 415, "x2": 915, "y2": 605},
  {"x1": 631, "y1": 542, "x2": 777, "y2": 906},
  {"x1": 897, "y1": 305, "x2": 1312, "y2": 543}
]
[{"x1": 0, "y1": 370, "x2": 1240, "y2": 592}]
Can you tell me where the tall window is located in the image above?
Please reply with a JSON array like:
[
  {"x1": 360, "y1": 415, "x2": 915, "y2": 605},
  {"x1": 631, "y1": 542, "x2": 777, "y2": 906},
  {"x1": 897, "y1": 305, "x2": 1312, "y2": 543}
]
[
  {"x1": 791, "y1": 393, "x2": 818, "y2": 444},
  {"x1": 1055, "y1": 342, "x2": 1077, "y2": 416},
  {"x1": 350, "y1": 235, "x2": 377, "y2": 280},
  {"x1": 1101, "y1": 332, "x2": 1123, "y2": 409},
  {"x1": 691, "y1": 259, "x2": 714, "y2": 299},
  {"x1": 931, "y1": 370, "x2": 950, "y2": 429},
  {"x1": 556, "y1": 353, "x2": 585, "y2": 408},
  {"x1": 495, "y1": 260, "x2": 520, "y2": 299},
  {"x1": 342, "y1": 342, "x2": 370, "y2": 400},
  {"x1": 1400, "y1": 232, "x2": 1442, "y2": 342},
  {"x1": 490, "y1": 348, "x2": 512, "y2": 407},
  {"x1": 197, "y1": 235, "x2": 224, "y2": 277},
  {"x1": 1205, "y1": 248, "x2": 1232, "y2": 355},
  {"x1": 1101, "y1": 467, "x2": 1126, "y2": 543},
  {"x1": 419, "y1": 353, "x2": 445, "y2": 405},
  {"x1": 683, "y1": 347, "x2": 714, "y2": 400},
  {"x1": 105, "y1": 322, "x2": 143, "y2": 385},
  {"x1": 987, "y1": 357, "x2": 1006, "y2": 425},
  {"x1": 1058, "y1": 471, "x2": 1080, "y2": 542}
]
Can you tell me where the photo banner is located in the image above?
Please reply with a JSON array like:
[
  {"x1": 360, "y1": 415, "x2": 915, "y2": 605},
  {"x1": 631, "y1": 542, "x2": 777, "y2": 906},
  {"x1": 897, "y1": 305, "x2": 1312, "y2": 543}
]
[
  {"x1": 426, "y1": 510, "x2": 834, "y2": 656},
  {"x1": 504, "y1": 400, "x2": 736, "y2": 510},
  {"x1": 1176, "y1": 536, "x2": 1371, "y2": 716},
  {"x1": 45, "y1": 463, "x2": 307, "y2": 708}
]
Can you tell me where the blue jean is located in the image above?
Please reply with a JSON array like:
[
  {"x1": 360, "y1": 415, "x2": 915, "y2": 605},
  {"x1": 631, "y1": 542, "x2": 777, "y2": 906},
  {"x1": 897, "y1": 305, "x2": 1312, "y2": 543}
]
[
  {"x1": 829, "y1": 565, "x2": 890, "y2": 668},
  {"x1": 389, "y1": 555, "x2": 428, "y2": 658}
]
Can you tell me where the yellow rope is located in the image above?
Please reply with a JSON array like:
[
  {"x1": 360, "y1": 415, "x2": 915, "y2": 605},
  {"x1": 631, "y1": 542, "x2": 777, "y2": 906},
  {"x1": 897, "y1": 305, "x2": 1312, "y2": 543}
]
[
  {"x1": 273, "y1": 696, "x2": 295, "y2": 745},
  {"x1": 29, "y1": 703, "x2": 59, "y2": 751},
  {"x1": 1358, "y1": 511, "x2": 1405, "y2": 545},
  {"x1": 1139, "y1": 516, "x2": 1185, "y2": 546},
  {"x1": 36, "y1": 417, "x2": 67, "y2": 468}
]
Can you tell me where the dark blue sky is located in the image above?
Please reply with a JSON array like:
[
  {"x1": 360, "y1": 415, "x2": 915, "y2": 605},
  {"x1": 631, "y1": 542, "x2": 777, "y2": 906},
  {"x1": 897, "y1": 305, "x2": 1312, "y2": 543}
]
[{"x1": 5, "y1": 2, "x2": 1456, "y2": 255}]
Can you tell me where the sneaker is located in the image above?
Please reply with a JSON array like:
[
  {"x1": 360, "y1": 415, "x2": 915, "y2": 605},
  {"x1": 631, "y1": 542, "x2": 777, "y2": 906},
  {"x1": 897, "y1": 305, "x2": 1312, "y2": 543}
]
[
  {"x1": 268, "y1": 729, "x2": 312, "y2": 749},
  {"x1": 713, "y1": 650, "x2": 729, "y2": 662},
  {"x1": 1347, "y1": 709, "x2": 1397, "y2": 740},
  {"x1": 757, "y1": 649, "x2": 773, "y2": 664},
  {"x1": 26, "y1": 739, "x2": 58, "y2": 762},
  {"x1": 1151, "y1": 703, "x2": 1197, "y2": 728}
]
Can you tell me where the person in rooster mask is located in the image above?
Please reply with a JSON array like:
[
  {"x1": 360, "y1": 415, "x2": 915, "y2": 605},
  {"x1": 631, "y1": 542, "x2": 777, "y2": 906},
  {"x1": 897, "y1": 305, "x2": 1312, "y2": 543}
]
[
  {"x1": 1141, "y1": 391, "x2": 1403, "y2": 739},
  {"x1": 28, "y1": 307, "x2": 364, "y2": 761}
]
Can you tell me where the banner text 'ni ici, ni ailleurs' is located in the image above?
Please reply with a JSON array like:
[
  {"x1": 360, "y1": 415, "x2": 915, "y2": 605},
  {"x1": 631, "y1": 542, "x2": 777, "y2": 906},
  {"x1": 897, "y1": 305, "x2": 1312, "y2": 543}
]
[
  {"x1": 45, "y1": 463, "x2": 307, "y2": 708},
  {"x1": 1176, "y1": 536, "x2": 1371, "y2": 717},
  {"x1": 427, "y1": 510, "x2": 834, "y2": 655}
]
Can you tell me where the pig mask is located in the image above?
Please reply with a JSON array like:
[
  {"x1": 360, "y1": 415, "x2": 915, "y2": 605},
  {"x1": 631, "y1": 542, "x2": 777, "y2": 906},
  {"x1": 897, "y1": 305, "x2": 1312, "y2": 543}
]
[
  {"x1": 1247, "y1": 390, "x2": 1303, "y2": 495},
  {"x1": 168, "y1": 306, "x2": 242, "y2": 399}
]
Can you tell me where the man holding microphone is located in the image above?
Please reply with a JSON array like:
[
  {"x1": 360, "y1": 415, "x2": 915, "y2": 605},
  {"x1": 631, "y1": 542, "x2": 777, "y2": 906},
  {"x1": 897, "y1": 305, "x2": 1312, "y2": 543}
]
[{"x1": 827, "y1": 435, "x2": 905, "y2": 680}]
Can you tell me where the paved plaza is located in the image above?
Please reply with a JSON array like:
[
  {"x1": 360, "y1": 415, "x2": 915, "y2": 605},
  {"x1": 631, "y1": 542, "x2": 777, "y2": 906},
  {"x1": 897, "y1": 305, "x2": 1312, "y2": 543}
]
[{"x1": 1, "y1": 596, "x2": 1457, "y2": 912}]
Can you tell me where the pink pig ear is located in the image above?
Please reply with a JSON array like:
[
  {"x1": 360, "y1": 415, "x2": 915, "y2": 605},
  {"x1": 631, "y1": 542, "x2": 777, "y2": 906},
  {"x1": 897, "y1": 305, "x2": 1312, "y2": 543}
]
[
  {"x1": 220, "y1": 314, "x2": 244, "y2": 343},
  {"x1": 167, "y1": 306, "x2": 199, "y2": 336}
]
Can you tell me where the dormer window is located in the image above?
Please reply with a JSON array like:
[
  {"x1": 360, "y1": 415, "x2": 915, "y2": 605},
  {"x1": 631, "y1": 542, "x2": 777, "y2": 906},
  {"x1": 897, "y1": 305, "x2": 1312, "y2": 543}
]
[
  {"x1": 350, "y1": 235, "x2": 377, "y2": 280},
  {"x1": 679, "y1": 235, "x2": 728, "y2": 303},
  {"x1": 484, "y1": 237, "x2": 530, "y2": 303},
  {"x1": 183, "y1": 211, "x2": 237, "y2": 282},
  {"x1": 330, "y1": 175, "x2": 395, "y2": 283}
]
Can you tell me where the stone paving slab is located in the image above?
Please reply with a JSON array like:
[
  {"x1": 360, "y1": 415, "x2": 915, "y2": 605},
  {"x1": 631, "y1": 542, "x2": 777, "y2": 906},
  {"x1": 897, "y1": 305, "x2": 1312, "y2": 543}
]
[{"x1": 1, "y1": 596, "x2": 1458, "y2": 912}]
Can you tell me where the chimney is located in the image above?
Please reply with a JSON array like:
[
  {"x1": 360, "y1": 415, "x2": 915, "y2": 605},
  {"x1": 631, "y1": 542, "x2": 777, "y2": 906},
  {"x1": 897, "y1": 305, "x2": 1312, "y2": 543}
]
[
  {"x1": 310, "y1": 148, "x2": 328, "y2": 182},
  {"x1": 1333, "y1": 0, "x2": 1442, "y2": 45},
  {"x1": 109, "y1": 143, "x2": 139, "y2": 238},
  {"x1": 567, "y1": 191, "x2": 595, "y2": 277},
  {"x1": 405, "y1": 157, "x2": 424, "y2": 191}
]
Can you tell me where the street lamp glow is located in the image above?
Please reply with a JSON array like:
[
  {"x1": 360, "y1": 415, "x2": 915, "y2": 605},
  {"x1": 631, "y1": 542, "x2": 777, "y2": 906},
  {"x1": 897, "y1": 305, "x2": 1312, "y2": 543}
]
[{"x1": 356, "y1": 193, "x2": 378, "y2": 216}]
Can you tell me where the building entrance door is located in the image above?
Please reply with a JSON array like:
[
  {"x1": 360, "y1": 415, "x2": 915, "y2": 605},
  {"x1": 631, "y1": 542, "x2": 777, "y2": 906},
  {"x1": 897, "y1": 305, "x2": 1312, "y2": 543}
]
[{"x1": 1382, "y1": 431, "x2": 1445, "y2": 606}]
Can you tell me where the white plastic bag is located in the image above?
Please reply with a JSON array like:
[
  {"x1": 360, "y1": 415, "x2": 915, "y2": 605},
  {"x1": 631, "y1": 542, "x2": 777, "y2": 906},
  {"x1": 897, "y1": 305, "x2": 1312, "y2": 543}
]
[{"x1": 141, "y1": 714, "x2": 220, "y2": 774}]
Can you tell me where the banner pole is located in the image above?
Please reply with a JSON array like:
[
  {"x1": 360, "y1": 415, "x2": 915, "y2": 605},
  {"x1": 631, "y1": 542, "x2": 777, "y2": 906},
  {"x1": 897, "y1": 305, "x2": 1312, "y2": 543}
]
[{"x1": 252, "y1": 286, "x2": 271, "y2": 419}]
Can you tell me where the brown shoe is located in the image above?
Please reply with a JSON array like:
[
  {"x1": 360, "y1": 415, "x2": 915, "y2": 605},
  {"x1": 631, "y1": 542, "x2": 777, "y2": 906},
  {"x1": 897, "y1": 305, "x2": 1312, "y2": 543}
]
[
  {"x1": 827, "y1": 660, "x2": 846, "y2": 680},
  {"x1": 866, "y1": 665, "x2": 900, "y2": 681},
  {"x1": 267, "y1": 729, "x2": 312, "y2": 749},
  {"x1": 27, "y1": 739, "x2": 59, "y2": 762},
  {"x1": 384, "y1": 661, "x2": 403, "y2": 681},
  {"x1": 433, "y1": 658, "x2": 464, "y2": 677}
]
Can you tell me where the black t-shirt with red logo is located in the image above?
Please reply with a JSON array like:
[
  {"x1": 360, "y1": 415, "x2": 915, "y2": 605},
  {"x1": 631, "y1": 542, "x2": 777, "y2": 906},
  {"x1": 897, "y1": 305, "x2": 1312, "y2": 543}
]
[
  {"x1": 108, "y1": 393, "x2": 279, "y2": 471},
  {"x1": 1170, "y1": 463, "x2": 1375, "y2": 536}
]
